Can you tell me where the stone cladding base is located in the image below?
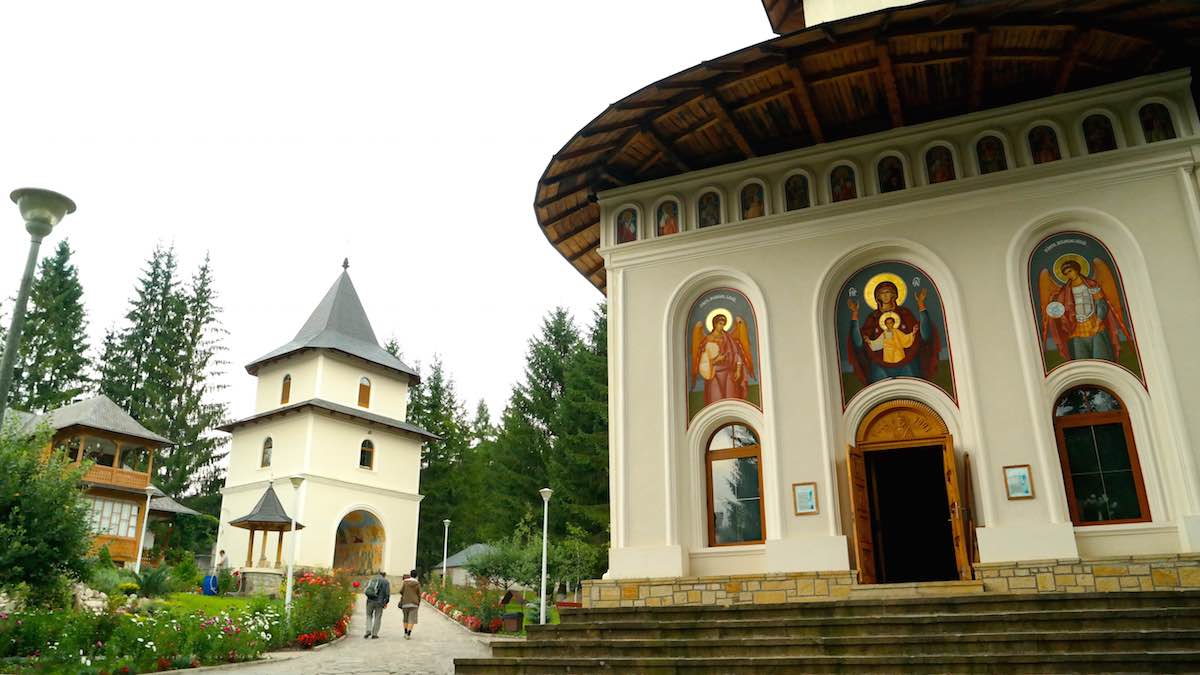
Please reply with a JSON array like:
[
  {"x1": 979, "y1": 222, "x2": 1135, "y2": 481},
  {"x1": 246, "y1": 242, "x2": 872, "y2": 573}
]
[
  {"x1": 240, "y1": 568, "x2": 284, "y2": 597},
  {"x1": 583, "y1": 571, "x2": 856, "y2": 609},
  {"x1": 974, "y1": 553, "x2": 1200, "y2": 593}
]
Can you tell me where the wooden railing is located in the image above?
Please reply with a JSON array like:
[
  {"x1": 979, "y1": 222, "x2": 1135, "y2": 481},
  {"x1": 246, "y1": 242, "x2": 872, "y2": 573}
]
[
  {"x1": 81, "y1": 464, "x2": 149, "y2": 489},
  {"x1": 93, "y1": 535, "x2": 138, "y2": 562}
]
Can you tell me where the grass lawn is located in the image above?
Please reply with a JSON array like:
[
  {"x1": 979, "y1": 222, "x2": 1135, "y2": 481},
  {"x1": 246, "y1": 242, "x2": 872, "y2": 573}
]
[{"x1": 164, "y1": 592, "x2": 282, "y2": 614}]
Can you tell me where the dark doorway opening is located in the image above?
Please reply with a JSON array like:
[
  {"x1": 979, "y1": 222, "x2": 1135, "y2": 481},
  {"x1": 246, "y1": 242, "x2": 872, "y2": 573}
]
[{"x1": 865, "y1": 445, "x2": 958, "y2": 583}]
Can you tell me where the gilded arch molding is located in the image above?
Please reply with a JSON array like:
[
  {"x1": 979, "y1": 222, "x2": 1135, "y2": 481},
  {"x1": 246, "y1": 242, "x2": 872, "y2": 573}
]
[{"x1": 855, "y1": 398, "x2": 949, "y2": 446}]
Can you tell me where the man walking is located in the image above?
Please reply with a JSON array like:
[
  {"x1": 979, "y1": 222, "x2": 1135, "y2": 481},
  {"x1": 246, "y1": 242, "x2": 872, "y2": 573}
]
[{"x1": 363, "y1": 570, "x2": 391, "y2": 639}]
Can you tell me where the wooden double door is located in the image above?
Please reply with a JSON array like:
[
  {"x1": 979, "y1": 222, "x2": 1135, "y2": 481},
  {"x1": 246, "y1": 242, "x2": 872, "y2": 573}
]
[{"x1": 848, "y1": 400, "x2": 971, "y2": 585}]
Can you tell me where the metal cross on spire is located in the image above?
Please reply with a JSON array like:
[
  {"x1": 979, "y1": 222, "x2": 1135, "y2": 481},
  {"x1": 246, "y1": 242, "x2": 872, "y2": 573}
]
[{"x1": 342, "y1": 257, "x2": 349, "y2": 271}]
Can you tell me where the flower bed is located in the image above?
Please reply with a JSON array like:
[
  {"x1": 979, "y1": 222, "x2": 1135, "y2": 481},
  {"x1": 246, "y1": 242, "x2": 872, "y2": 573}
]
[{"x1": 0, "y1": 569, "x2": 354, "y2": 672}]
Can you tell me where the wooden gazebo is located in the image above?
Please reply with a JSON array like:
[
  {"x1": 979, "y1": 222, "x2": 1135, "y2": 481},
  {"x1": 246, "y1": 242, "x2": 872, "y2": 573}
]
[
  {"x1": 533, "y1": 0, "x2": 1200, "y2": 293},
  {"x1": 229, "y1": 483, "x2": 304, "y2": 569}
]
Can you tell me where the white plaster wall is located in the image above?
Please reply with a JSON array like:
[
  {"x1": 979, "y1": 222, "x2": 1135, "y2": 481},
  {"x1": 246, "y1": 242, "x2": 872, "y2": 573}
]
[
  {"x1": 254, "y1": 357, "x2": 319, "y2": 413},
  {"x1": 599, "y1": 72, "x2": 1200, "y2": 578},
  {"x1": 304, "y1": 415, "x2": 422, "y2": 495},
  {"x1": 217, "y1": 477, "x2": 420, "y2": 573},
  {"x1": 315, "y1": 353, "x2": 409, "y2": 420},
  {"x1": 224, "y1": 414, "x2": 313, "y2": 489},
  {"x1": 802, "y1": 0, "x2": 922, "y2": 27}
]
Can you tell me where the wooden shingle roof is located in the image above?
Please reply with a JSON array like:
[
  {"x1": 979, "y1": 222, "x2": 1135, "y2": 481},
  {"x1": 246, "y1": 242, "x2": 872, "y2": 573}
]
[{"x1": 534, "y1": 0, "x2": 1200, "y2": 293}]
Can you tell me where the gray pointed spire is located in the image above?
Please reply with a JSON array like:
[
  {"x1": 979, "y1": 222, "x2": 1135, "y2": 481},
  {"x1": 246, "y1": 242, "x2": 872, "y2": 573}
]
[{"x1": 245, "y1": 268, "x2": 418, "y2": 382}]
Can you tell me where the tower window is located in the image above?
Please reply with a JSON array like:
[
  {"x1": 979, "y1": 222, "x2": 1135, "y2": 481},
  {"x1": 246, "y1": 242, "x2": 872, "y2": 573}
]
[
  {"x1": 281, "y1": 374, "x2": 292, "y2": 405},
  {"x1": 358, "y1": 377, "x2": 371, "y2": 407},
  {"x1": 705, "y1": 423, "x2": 765, "y2": 546},
  {"x1": 360, "y1": 440, "x2": 375, "y2": 469},
  {"x1": 261, "y1": 438, "x2": 273, "y2": 468}
]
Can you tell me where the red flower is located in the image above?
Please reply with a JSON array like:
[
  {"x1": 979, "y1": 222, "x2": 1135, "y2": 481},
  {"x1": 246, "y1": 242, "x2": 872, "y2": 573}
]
[{"x1": 352, "y1": 581, "x2": 361, "y2": 588}]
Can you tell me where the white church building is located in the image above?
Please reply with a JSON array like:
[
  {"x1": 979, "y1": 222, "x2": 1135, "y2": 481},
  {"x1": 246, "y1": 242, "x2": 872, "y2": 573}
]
[
  {"x1": 532, "y1": 0, "x2": 1200, "y2": 604},
  {"x1": 215, "y1": 263, "x2": 434, "y2": 575}
]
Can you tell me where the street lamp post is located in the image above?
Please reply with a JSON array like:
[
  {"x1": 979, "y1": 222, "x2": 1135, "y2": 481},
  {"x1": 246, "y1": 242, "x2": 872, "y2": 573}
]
[
  {"x1": 284, "y1": 476, "x2": 304, "y2": 619},
  {"x1": 441, "y1": 519, "x2": 451, "y2": 587},
  {"x1": 0, "y1": 189, "x2": 75, "y2": 426},
  {"x1": 538, "y1": 487, "x2": 553, "y2": 625}
]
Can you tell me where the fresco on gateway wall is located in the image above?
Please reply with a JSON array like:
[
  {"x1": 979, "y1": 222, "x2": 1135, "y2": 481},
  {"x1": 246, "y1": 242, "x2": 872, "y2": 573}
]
[
  {"x1": 836, "y1": 262, "x2": 956, "y2": 406},
  {"x1": 616, "y1": 207, "x2": 637, "y2": 244},
  {"x1": 1029, "y1": 231, "x2": 1142, "y2": 380},
  {"x1": 686, "y1": 288, "x2": 760, "y2": 421}
]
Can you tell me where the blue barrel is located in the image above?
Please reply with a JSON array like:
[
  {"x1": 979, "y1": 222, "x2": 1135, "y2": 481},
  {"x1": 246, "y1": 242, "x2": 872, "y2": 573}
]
[{"x1": 202, "y1": 575, "x2": 219, "y2": 595}]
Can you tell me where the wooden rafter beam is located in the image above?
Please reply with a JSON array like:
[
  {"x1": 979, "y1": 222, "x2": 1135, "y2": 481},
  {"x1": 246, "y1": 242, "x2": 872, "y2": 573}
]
[
  {"x1": 704, "y1": 89, "x2": 756, "y2": 158},
  {"x1": 635, "y1": 150, "x2": 663, "y2": 175},
  {"x1": 535, "y1": 186, "x2": 588, "y2": 210},
  {"x1": 876, "y1": 41, "x2": 904, "y2": 128},
  {"x1": 542, "y1": 200, "x2": 593, "y2": 230},
  {"x1": 596, "y1": 167, "x2": 628, "y2": 187},
  {"x1": 578, "y1": 121, "x2": 638, "y2": 138},
  {"x1": 550, "y1": 217, "x2": 600, "y2": 246},
  {"x1": 670, "y1": 116, "x2": 724, "y2": 144},
  {"x1": 554, "y1": 141, "x2": 619, "y2": 162},
  {"x1": 785, "y1": 60, "x2": 824, "y2": 144},
  {"x1": 641, "y1": 123, "x2": 691, "y2": 172},
  {"x1": 731, "y1": 83, "x2": 795, "y2": 112},
  {"x1": 1056, "y1": 28, "x2": 1089, "y2": 93},
  {"x1": 567, "y1": 241, "x2": 598, "y2": 263},
  {"x1": 969, "y1": 29, "x2": 990, "y2": 110},
  {"x1": 581, "y1": 260, "x2": 605, "y2": 279}
]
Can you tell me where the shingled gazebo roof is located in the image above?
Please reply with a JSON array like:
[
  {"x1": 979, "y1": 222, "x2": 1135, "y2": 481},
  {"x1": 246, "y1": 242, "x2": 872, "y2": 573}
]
[
  {"x1": 534, "y1": 0, "x2": 1200, "y2": 293},
  {"x1": 229, "y1": 483, "x2": 304, "y2": 532}
]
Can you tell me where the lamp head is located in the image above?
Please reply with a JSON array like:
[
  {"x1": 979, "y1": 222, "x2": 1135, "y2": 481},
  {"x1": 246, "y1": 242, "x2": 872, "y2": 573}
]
[
  {"x1": 289, "y1": 476, "x2": 304, "y2": 489},
  {"x1": 10, "y1": 188, "x2": 75, "y2": 237},
  {"x1": 539, "y1": 487, "x2": 553, "y2": 503},
  {"x1": 443, "y1": 519, "x2": 451, "y2": 527}
]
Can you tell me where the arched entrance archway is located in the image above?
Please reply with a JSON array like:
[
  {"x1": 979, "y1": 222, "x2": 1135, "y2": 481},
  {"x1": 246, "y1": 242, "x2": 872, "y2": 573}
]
[
  {"x1": 848, "y1": 399, "x2": 969, "y2": 584},
  {"x1": 333, "y1": 510, "x2": 385, "y2": 574}
]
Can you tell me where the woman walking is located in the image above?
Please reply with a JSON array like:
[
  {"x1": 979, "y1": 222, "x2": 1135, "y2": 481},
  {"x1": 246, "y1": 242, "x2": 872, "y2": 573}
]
[{"x1": 399, "y1": 569, "x2": 421, "y2": 639}]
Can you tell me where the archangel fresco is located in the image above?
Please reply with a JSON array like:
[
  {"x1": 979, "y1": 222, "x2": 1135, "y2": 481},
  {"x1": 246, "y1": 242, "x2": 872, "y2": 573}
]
[
  {"x1": 616, "y1": 207, "x2": 638, "y2": 244},
  {"x1": 784, "y1": 174, "x2": 810, "y2": 211},
  {"x1": 830, "y1": 166, "x2": 857, "y2": 202},
  {"x1": 687, "y1": 288, "x2": 760, "y2": 421},
  {"x1": 877, "y1": 156, "x2": 906, "y2": 193},
  {"x1": 657, "y1": 200, "x2": 680, "y2": 236},
  {"x1": 1029, "y1": 126, "x2": 1062, "y2": 164},
  {"x1": 1083, "y1": 114, "x2": 1118, "y2": 154},
  {"x1": 836, "y1": 262, "x2": 956, "y2": 406},
  {"x1": 1139, "y1": 103, "x2": 1176, "y2": 143},
  {"x1": 1029, "y1": 232, "x2": 1142, "y2": 380},
  {"x1": 740, "y1": 183, "x2": 765, "y2": 220},
  {"x1": 698, "y1": 192, "x2": 722, "y2": 228},
  {"x1": 976, "y1": 136, "x2": 1008, "y2": 174},
  {"x1": 925, "y1": 146, "x2": 956, "y2": 184},
  {"x1": 332, "y1": 510, "x2": 385, "y2": 574}
]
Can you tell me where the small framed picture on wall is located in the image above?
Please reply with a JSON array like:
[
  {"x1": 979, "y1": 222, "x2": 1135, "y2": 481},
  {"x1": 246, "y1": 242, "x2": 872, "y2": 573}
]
[
  {"x1": 1003, "y1": 464, "x2": 1035, "y2": 500},
  {"x1": 792, "y1": 482, "x2": 819, "y2": 515}
]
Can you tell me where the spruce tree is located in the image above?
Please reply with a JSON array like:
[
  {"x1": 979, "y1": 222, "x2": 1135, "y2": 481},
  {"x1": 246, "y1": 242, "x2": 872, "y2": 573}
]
[
  {"x1": 5, "y1": 240, "x2": 91, "y2": 412},
  {"x1": 548, "y1": 304, "x2": 609, "y2": 538}
]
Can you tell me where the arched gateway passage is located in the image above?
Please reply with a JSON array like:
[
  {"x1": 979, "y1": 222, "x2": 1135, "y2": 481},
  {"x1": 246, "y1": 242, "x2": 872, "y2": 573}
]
[
  {"x1": 848, "y1": 400, "x2": 969, "y2": 584},
  {"x1": 333, "y1": 510, "x2": 385, "y2": 574}
]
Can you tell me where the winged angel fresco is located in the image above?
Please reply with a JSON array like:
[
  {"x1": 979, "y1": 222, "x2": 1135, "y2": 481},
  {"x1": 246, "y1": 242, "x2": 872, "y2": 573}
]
[
  {"x1": 1038, "y1": 254, "x2": 1131, "y2": 363},
  {"x1": 691, "y1": 310, "x2": 755, "y2": 406}
]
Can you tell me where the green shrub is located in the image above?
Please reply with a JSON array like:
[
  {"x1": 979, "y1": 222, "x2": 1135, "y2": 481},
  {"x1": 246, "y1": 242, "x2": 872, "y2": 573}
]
[
  {"x1": 290, "y1": 569, "x2": 353, "y2": 640},
  {"x1": 217, "y1": 567, "x2": 237, "y2": 595},
  {"x1": 171, "y1": 555, "x2": 202, "y2": 590},
  {"x1": 89, "y1": 565, "x2": 137, "y2": 596},
  {"x1": 134, "y1": 566, "x2": 174, "y2": 598}
]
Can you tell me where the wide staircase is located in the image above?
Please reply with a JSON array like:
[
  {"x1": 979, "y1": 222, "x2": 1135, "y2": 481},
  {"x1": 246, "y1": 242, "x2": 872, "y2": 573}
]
[{"x1": 455, "y1": 590, "x2": 1200, "y2": 673}]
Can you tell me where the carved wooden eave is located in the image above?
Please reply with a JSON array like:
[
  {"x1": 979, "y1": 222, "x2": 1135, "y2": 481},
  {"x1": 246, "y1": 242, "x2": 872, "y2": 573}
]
[{"x1": 532, "y1": 0, "x2": 1199, "y2": 293}]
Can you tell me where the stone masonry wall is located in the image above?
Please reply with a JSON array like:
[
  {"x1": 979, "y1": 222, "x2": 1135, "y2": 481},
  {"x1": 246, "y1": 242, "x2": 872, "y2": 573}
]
[
  {"x1": 974, "y1": 554, "x2": 1200, "y2": 593},
  {"x1": 583, "y1": 571, "x2": 856, "y2": 609}
]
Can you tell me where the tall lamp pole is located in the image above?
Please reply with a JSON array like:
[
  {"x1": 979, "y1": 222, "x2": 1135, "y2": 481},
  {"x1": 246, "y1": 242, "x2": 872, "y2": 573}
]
[
  {"x1": 284, "y1": 476, "x2": 304, "y2": 619},
  {"x1": 0, "y1": 189, "x2": 75, "y2": 426},
  {"x1": 441, "y1": 519, "x2": 451, "y2": 586},
  {"x1": 538, "y1": 487, "x2": 553, "y2": 625}
]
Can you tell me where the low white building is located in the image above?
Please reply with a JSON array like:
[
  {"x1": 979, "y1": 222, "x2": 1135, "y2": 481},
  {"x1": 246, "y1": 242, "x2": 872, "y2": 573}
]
[{"x1": 215, "y1": 263, "x2": 435, "y2": 575}]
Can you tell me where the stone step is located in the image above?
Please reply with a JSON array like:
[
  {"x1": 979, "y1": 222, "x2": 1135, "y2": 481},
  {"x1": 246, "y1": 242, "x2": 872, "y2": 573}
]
[
  {"x1": 493, "y1": 628, "x2": 1200, "y2": 659},
  {"x1": 455, "y1": 651, "x2": 1200, "y2": 674},
  {"x1": 531, "y1": 606, "x2": 1200, "y2": 640},
  {"x1": 557, "y1": 589, "x2": 1200, "y2": 624}
]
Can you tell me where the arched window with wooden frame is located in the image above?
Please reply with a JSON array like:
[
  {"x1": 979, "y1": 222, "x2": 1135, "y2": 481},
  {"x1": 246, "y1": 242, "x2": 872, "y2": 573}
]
[
  {"x1": 357, "y1": 377, "x2": 371, "y2": 408},
  {"x1": 261, "y1": 438, "x2": 273, "y2": 468},
  {"x1": 280, "y1": 374, "x2": 292, "y2": 405},
  {"x1": 359, "y1": 440, "x2": 375, "y2": 470},
  {"x1": 705, "y1": 423, "x2": 765, "y2": 546},
  {"x1": 1053, "y1": 385, "x2": 1150, "y2": 526}
]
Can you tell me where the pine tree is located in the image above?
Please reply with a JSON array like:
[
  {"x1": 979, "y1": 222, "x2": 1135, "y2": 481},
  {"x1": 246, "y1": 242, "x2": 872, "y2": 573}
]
[
  {"x1": 4, "y1": 240, "x2": 91, "y2": 412},
  {"x1": 406, "y1": 357, "x2": 472, "y2": 572},
  {"x1": 486, "y1": 308, "x2": 580, "y2": 541},
  {"x1": 548, "y1": 304, "x2": 609, "y2": 539},
  {"x1": 470, "y1": 399, "x2": 496, "y2": 445},
  {"x1": 157, "y1": 256, "x2": 229, "y2": 497}
]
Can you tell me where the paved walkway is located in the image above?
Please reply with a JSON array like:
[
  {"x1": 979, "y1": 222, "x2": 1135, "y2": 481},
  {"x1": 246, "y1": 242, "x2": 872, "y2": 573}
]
[{"x1": 249, "y1": 595, "x2": 495, "y2": 675}]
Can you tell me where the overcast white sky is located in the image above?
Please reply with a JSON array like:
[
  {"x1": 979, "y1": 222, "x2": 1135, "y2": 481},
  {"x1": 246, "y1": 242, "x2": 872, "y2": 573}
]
[{"x1": 0, "y1": 1, "x2": 769, "y2": 420}]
